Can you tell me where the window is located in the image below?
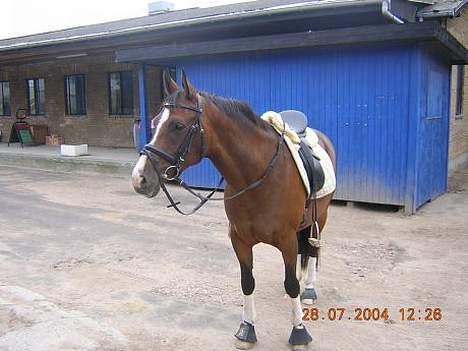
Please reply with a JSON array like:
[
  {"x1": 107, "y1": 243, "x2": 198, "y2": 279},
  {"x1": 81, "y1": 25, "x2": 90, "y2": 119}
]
[
  {"x1": 26, "y1": 78, "x2": 46, "y2": 115},
  {"x1": 108, "y1": 71, "x2": 134, "y2": 115},
  {"x1": 65, "y1": 74, "x2": 86, "y2": 115},
  {"x1": 455, "y1": 65, "x2": 465, "y2": 117},
  {"x1": 0, "y1": 81, "x2": 11, "y2": 116}
]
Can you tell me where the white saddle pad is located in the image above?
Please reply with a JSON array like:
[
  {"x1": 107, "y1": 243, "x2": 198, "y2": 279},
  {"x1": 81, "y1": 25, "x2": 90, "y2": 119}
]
[{"x1": 261, "y1": 111, "x2": 336, "y2": 199}]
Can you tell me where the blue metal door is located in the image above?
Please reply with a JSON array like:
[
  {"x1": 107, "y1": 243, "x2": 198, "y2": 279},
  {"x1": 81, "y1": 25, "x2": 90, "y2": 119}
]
[
  {"x1": 178, "y1": 44, "x2": 415, "y2": 205},
  {"x1": 416, "y1": 52, "x2": 450, "y2": 208}
]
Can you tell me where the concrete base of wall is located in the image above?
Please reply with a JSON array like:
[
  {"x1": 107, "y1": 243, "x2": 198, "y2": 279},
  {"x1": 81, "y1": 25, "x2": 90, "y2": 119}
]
[
  {"x1": 0, "y1": 144, "x2": 135, "y2": 178},
  {"x1": 0, "y1": 153, "x2": 133, "y2": 178},
  {"x1": 449, "y1": 152, "x2": 468, "y2": 176}
]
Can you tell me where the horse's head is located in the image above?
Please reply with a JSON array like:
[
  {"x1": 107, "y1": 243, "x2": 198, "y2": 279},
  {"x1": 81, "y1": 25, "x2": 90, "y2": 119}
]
[{"x1": 132, "y1": 70, "x2": 204, "y2": 198}]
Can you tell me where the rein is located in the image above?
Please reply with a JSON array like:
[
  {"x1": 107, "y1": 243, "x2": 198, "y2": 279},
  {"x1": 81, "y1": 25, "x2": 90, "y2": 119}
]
[{"x1": 140, "y1": 101, "x2": 285, "y2": 215}]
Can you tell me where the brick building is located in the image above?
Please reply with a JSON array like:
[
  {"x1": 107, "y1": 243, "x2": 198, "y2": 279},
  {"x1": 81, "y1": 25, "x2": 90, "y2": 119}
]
[
  {"x1": 446, "y1": 10, "x2": 468, "y2": 174},
  {"x1": 0, "y1": 0, "x2": 467, "y2": 211},
  {"x1": 0, "y1": 51, "x2": 165, "y2": 147}
]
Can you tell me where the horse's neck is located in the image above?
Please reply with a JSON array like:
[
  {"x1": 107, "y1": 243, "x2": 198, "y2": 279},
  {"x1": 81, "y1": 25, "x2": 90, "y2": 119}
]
[{"x1": 205, "y1": 106, "x2": 277, "y2": 190}]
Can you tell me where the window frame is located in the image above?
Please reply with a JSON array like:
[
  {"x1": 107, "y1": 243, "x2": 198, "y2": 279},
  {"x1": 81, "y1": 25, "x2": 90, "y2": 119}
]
[
  {"x1": 64, "y1": 74, "x2": 87, "y2": 116},
  {"x1": 455, "y1": 65, "x2": 465, "y2": 119},
  {"x1": 26, "y1": 78, "x2": 46, "y2": 116},
  {"x1": 108, "y1": 71, "x2": 134, "y2": 115},
  {"x1": 0, "y1": 80, "x2": 11, "y2": 117}
]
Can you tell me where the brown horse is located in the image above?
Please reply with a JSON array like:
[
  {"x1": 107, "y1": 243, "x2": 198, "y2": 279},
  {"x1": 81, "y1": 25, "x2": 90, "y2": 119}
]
[{"x1": 132, "y1": 71, "x2": 336, "y2": 350}]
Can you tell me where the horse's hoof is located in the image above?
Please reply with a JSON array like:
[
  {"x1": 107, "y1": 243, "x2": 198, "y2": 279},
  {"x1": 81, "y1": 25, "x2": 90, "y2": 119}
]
[
  {"x1": 302, "y1": 298, "x2": 316, "y2": 305},
  {"x1": 234, "y1": 321, "x2": 257, "y2": 349},
  {"x1": 292, "y1": 345, "x2": 308, "y2": 351},
  {"x1": 288, "y1": 325, "x2": 312, "y2": 346},
  {"x1": 235, "y1": 339, "x2": 256, "y2": 350},
  {"x1": 301, "y1": 288, "x2": 317, "y2": 305}
]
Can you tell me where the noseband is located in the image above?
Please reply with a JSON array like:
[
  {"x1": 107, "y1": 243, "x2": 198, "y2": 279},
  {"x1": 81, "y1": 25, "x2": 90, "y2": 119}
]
[{"x1": 140, "y1": 100, "x2": 285, "y2": 215}]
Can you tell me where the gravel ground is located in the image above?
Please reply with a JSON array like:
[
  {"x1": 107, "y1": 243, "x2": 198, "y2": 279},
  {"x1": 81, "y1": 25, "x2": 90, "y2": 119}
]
[{"x1": 0, "y1": 165, "x2": 467, "y2": 351}]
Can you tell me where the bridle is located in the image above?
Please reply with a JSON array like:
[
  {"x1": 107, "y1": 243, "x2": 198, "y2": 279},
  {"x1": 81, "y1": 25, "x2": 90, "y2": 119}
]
[
  {"x1": 140, "y1": 99, "x2": 285, "y2": 216},
  {"x1": 142, "y1": 102, "x2": 205, "y2": 182}
]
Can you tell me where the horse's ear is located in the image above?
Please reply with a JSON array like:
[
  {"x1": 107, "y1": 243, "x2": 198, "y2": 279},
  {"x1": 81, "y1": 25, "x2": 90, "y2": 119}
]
[
  {"x1": 163, "y1": 69, "x2": 178, "y2": 97},
  {"x1": 181, "y1": 69, "x2": 197, "y2": 102}
]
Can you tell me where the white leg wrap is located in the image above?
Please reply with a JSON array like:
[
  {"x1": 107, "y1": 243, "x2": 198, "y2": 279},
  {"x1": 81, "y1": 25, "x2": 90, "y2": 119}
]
[
  {"x1": 297, "y1": 256, "x2": 309, "y2": 294},
  {"x1": 296, "y1": 256, "x2": 303, "y2": 281},
  {"x1": 305, "y1": 257, "x2": 317, "y2": 289},
  {"x1": 242, "y1": 294, "x2": 256, "y2": 325},
  {"x1": 291, "y1": 296, "x2": 303, "y2": 327}
]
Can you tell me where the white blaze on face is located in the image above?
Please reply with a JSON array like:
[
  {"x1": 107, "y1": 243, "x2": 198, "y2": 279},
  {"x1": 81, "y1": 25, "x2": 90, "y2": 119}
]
[
  {"x1": 152, "y1": 108, "x2": 170, "y2": 143},
  {"x1": 132, "y1": 107, "x2": 171, "y2": 183}
]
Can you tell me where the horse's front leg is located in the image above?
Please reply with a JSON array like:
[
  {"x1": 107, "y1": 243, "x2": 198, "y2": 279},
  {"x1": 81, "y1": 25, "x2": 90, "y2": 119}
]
[
  {"x1": 231, "y1": 233, "x2": 257, "y2": 350},
  {"x1": 281, "y1": 237, "x2": 313, "y2": 350}
]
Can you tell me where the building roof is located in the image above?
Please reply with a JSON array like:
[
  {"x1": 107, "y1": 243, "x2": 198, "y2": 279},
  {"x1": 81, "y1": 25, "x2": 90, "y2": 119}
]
[
  {"x1": 0, "y1": 0, "x2": 466, "y2": 64},
  {"x1": 0, "y1": 0, "x2": 381, "y2": 52}
]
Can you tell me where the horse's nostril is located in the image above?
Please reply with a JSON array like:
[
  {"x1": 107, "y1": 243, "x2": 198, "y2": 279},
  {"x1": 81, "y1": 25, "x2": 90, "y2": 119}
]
[{"x1": 139, "y1": 175, "x2": 147, "y2": 186}]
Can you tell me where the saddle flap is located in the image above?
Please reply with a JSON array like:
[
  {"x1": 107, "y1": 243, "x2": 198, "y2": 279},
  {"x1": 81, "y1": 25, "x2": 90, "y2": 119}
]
[{"x1": 298, "y1": 140, "x2": 325, "y2": 195}]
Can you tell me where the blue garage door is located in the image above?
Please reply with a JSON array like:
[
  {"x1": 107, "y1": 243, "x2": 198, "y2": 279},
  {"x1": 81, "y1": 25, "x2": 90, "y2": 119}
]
[
  {"x1": 416, "y1": 52, "x2": 450, "y2": 208},
  {"x1": 178, "y1": 44, "x2": 413, "y2": 205}
]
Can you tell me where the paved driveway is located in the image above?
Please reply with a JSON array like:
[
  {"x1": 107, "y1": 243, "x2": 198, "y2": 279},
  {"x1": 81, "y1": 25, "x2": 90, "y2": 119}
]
[{"x1": 0, "y1": 166, "x2": 467, "y2": 350}]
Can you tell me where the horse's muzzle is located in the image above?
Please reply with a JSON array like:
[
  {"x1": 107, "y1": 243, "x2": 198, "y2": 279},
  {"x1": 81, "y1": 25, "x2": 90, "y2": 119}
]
[
  {"x1": 132, "y1": 175, "x2": 161, "y2": 198},
  {"x1": 131, "y1": 157, "x2": 161, "y2": 198}
]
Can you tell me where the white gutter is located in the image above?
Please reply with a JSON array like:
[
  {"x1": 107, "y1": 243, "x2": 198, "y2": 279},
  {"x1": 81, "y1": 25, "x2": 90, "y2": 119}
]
[
  {"x1": 382, "y1": 0, "x2": 404, "y2": 23},
  {"x1": 0, "y1": 0, "x2": 383, "y2": 51}
]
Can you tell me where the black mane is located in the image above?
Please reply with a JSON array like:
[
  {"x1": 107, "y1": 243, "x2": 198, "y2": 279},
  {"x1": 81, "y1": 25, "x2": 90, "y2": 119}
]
[
  {"x1": 201, "y1": 92, "x2": 260, "y2": 126},
  {"x1": 164, "y1": 90, "x2": 263, "y2": 128}
]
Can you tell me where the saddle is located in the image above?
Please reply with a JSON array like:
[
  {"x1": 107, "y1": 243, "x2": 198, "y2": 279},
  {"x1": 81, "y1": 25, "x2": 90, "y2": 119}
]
[{"x1": 279, "y1": 110, "x2": 325, "y2": 197}]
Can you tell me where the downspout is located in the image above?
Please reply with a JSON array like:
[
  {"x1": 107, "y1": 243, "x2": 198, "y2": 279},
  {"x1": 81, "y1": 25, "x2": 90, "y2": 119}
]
[{"x1": 382, "y1": 0, "x2": 405, "y2": 23}]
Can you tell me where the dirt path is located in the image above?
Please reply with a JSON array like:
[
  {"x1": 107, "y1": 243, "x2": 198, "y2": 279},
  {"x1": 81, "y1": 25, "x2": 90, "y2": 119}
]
[{"x1": 0, "y1": 166, "x2": 467, "y2": 351}]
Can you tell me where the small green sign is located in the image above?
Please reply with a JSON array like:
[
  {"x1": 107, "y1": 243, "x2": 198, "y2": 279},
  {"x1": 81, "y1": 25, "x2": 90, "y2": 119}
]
[
  {"x1": 7, "y1": 122, "x2": 36, "y2": 147},
  {"x1": 19, "y1": 129, "x2": 33, "y2": 144}
]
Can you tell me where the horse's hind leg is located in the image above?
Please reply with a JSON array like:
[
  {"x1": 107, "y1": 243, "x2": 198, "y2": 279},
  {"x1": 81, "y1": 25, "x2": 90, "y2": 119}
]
[
  {"x1": 231, "y1": 232, "x2": 257, "y2": 350},
  {"x1": 280, "y1": 234, "x2": 312, "y2": 350},
  {"x1": 297, "y1": 226, "x2": 319, "y2": 304},
  {"x1": 301, "y1": 206, "x2": 331, "y2": 305},
  {"x1": 302, "y1": 255, "x2": 318, "y2": 305}
]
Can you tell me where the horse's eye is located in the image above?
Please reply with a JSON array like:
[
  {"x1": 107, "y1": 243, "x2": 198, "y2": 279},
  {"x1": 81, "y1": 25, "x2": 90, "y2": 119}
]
[{"x1": 175, "y1": 122, "x2": 186, "y2": 131}]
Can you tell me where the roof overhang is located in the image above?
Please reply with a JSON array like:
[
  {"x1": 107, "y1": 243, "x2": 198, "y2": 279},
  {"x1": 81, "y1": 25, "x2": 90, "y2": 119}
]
[
  {"x1": 0, "y1": 0, "x2": 387, "y2": 53},
  {"x1": 115, "y1": 21, "x2": 467, "y2": 64},
  {"x1": 0, "y1": 0, "x2": 404, "y2": 65}
]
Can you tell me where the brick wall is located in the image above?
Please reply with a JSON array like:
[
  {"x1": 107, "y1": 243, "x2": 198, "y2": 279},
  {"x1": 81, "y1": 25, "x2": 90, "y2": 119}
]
[
  {"x1": 0, "y1": 55, "x2": 163, "y2": 148},
  {"x1": 447, "y1": 9, "x2": 468, "y2": 173}
]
